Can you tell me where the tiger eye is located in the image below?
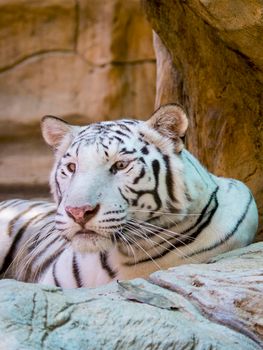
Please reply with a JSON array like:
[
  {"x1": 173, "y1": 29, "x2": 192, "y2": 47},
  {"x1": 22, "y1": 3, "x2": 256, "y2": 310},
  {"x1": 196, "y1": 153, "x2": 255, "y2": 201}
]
[
  {"x1": 110, "y1": 160, "x2": 130, "y2": 174},
  {"x1": 115, "y1": 160, "x2": 129, "y2": 170},
  {"x1": 66, "y1": 163, "x2": 76, "y2": 173}
]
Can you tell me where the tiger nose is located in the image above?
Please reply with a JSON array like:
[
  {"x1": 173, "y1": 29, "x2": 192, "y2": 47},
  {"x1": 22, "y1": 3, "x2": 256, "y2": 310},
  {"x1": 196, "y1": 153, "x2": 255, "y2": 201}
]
[{"x1": 65, "y1": 204, "x2": 100, "y2": 225}]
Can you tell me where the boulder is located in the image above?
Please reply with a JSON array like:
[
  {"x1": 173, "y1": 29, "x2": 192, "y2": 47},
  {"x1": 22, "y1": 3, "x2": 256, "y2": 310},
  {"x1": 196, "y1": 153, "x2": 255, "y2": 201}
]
[{"x1": 0, "y1": 243, "x2": 262, "y2": 349}]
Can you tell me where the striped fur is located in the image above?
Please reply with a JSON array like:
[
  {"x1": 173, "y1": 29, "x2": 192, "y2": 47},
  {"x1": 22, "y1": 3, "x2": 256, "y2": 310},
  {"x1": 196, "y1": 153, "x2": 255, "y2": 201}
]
[{"x1": 0, "y1": 104, "x2": 258, "y2": 288}]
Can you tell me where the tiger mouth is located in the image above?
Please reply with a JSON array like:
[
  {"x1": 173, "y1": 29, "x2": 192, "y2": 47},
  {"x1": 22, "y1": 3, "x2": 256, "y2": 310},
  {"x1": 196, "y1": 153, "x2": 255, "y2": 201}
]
[{"x1": 75, "y1": 229, "x2": 105, "y2": 239}]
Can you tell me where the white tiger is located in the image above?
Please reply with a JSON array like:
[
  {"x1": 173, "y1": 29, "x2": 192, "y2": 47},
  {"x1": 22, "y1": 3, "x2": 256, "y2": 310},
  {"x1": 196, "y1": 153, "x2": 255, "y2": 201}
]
[{"x1": 0, "y1": 104, "x2": 258, "y2": 288}]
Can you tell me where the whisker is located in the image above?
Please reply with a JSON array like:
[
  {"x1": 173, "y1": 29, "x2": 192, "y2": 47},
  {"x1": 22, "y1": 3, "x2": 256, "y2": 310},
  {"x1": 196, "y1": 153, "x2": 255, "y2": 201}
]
[
  {"x1": 31, "y1": 237, "x2": 67, "y2": 283},
  {"x1": 128, "y1": 219, "x2": 200, "y2": 263},
  {"x1": 116, "y1": 228, "x2": 137, "y2": 264},
  {"x1": 3, "y1": 232, "x2": 40, "y2": 279},
  {"x1": 120, "y1": 229, "x2": 162, "y2": 270},
  {"x1": 124, "y1": 223, "x2": 162, "y2": 256},
  {"x1": 127, "y1": 209, "x2": 211, "y2": 216},
  {"x1": 3, "y1": 220, "x2": 56, "y2": 278},
  {"x1": 16, "y1": 229, "x2": 57, "y2": 281}
]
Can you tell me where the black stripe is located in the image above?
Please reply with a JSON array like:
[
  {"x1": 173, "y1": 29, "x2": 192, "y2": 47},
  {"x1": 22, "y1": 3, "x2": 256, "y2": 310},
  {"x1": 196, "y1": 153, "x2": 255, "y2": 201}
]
[
  {"x1": 55, "y1": 161, "x2": 62, "y2": 202},
  {"x1": 55, "y1": 221, "x2": 67, "y2": 226},
  {"x1": 104, "y1": 209, "x2": 125, "y2": 215},
  {"x1": 52, "y1": 261, "x2": 61, "y2": 287},
  {"x1": 77, "y1": 126, "x2": 90, "y2": 137},
  {"x1": 0, "y1": 199, "x2": 23, "y2": 213},
  {"x1": 99, "y1": 252, "x2": 117, "y2": 279},
  {"x1": 139, "y1": 157, "x2": 146, "y2": 164},
  {"x1": 34, "y1": 246, "x2": 64, "y2": 282},
  {"x1": 186, "y1": 192, "x2": 253, "y2": 257},
  {"x1": 114, "y1": 130, "x2": 130, "y2": 138},
  {"x1": 75, "y1": 142, "x2": 81, "y2": 157},
  {"x1": 127, "y1": 188, "x2": 253, "y2": 265},
  {"x1": 180, "y1": 195, "x2": 218, "y2": 245},
  {"x1": 0, "y1": 211, "x2": 50, "y2": 274},
  {"x1": 124, "y1": 187, "x2": 219, "y2": 266},
  {"x1": 181, "y1": 187, "x2": 219, "y2": 235},
  {"x1": 118, "y1": 123, "x2": 132, "y2": 132},
  {"x1": 28, "y1": 220, "x2": 55, "y2": 252},
  {"x1": 7, "y1": 202, "x2": 43, "y2": 236},
  {"x1": 118, "y1": 187, "x2": 130, "y2": 204},
  {"x1": 157, "y1": 188, "x2": 218, "y2": 245},
  {"x1": 151, "y1": 159, "x2": 162, "y2": 210},
  {"x1": 125, "y1": 166, "x2": 135, "y2": 174},
  {"x1": 114, "y1": 136, "x2": 124, "y2": 144},
  {"x1": 39, "y1": 235, "x2": 61, "y2": 255},
  {"x1": 164, "y1": 192, "x2": 219, "y2": 249},
  {"x1": 32, "y1": 209, "x2": 55, "y2": 224},
  {"x1": 72, "y1": 253, "x2": 82, "y2": 288},
  {"x1": 120, "y1": 148, "x2": 136, "y2": 155},
  {"x1": 28, "y1": 234, "x2": 61, "y2": 269},
  {"x1": 163, "y1": 155, "x2": 176, "y2": 201},
  {"x1": 133, "y1": 167, "x2": 146, "y2": 185},
  {"x1": 124, "y1": 160, "x2": 162, "y2": 210},
  {"x1": 122, "y1": 120, "x2": 139, "y2": 125},
  {"x1": 100, "y1": 216, "x2": 126, "y2": 223}
]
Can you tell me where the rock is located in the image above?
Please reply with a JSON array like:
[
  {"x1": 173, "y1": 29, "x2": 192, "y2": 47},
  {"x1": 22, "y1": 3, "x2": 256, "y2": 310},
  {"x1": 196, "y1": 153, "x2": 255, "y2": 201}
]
[
  {"x1": 150, "y1": 242, "x2": 263, "y2": 348},
  {"x1": 0, "y1": 243, "x2": 262, "y2": 349},
  {"x1": 142, "y1": 0, "x2": 263, "y2": 240},
  {"x1": 0, "y1": 279, "x2": 260, "y2": 350},
  {"x1": 0, "y1": 0, "x2": 156, "y2": 196},
  {"x1": 77, "y1": 0, "x2": 155, "y2": 64},
  {"x1": 0, "y1": 0, "x2": 76, "y2": 71}
]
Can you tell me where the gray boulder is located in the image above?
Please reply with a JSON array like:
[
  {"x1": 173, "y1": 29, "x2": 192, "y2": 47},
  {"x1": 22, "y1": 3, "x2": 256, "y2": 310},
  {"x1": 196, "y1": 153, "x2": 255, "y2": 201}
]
[{"x1": 0, "y1": 243, "x2": 262, "y2": 350}]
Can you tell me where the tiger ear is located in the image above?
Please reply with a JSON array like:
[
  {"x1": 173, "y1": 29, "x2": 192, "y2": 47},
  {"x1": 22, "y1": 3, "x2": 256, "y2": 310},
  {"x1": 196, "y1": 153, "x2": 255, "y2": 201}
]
[
  {"x1": 146, "y1": 103, "x2": 188, "y2": 152},
  {"x1": 41, "y1": 115, "x2": 74, "y2": 150}
]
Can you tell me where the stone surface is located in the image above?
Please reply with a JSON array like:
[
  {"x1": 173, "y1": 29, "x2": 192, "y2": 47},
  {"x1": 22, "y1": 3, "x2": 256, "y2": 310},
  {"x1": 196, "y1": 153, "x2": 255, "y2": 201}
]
[
  {"x1": 151, "y1": 242, "x2": 263, "y2": 348},
  {"x1": 0, "y1": 0, "x2": 76, "y2": 71},
  {"x1": 77, "y1": 0, "x2": 155, "y2": 64},
  {"x1": 0, "y1": 279, "x2": 260, "y2": 350},
  {"x1": 0, "y1": 243, "x2": 262, "y2": 349},
  {"x1": 142, "y1": 0, "x2": 263, "y2": 240},
  {"x1": 0, "y1": 0, "x2": 156, "y2": 196}
]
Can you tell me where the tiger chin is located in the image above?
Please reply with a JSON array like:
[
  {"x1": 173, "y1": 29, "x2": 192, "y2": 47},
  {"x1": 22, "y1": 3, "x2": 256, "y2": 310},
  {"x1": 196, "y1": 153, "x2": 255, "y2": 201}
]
[{"x1": 0, "y1": 104, "x2": 258, "y2": 288}]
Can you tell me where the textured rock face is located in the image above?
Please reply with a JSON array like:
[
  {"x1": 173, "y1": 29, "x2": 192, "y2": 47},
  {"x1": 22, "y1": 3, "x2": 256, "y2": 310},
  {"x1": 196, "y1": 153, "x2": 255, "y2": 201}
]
[
  {"x1": 142, "y1": 0, "x2": 263, "y2": 240},
  {"x1": 0, "y1": 243, "x2": 262, "y2": 349},
  {"x1": 0, "y1": 0, "x2": 155, "y2": 196}
]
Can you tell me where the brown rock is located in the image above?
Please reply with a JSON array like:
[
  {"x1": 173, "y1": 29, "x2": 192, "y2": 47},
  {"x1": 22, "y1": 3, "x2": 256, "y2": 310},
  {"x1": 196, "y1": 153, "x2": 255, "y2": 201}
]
[
  {"x1": 0, "y1": 0, "x2": 76, "y2": 71},
  {"x1": 142, "y1": 0, "x2": 263, "y2": 240},
  {"x1": 0, "y1": 0, "x2": 156, "y2": 196},
  {"x1": 78, "y1": 0, "x2": 155, "y2": 64}
]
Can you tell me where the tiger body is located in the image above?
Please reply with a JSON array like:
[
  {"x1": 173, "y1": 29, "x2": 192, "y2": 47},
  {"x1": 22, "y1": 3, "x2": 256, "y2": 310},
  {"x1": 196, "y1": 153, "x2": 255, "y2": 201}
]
[{"x1": 0, "y1": 104, "x2": 258, "y2": 288}]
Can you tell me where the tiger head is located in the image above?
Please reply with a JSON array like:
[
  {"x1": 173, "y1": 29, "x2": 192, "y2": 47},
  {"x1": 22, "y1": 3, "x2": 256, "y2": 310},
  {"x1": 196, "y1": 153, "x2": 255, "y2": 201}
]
[{"x1": 41, "y1": 104, "x2": 189, "y2": 253}]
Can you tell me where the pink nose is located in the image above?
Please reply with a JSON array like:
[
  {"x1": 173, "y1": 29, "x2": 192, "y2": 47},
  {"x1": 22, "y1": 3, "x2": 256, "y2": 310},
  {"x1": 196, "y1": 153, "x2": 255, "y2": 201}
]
[{"x1": 65, "y1": 204, "x2": 100, "y2": 225}]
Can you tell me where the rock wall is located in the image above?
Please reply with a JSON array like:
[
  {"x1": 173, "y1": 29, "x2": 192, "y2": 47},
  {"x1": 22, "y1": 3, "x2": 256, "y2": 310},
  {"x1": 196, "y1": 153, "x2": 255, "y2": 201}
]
[
  {"x1": 0, "y1": 0, "x2": 156, "y2": 198},
  {"x1": 142, "y1": 0, "x2": 263, "y2": 240}
]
